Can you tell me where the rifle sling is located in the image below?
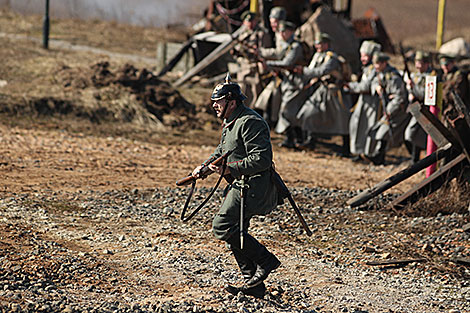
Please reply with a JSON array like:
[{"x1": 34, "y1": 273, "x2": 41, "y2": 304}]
[{"x1": 180, "y1": 159, "x2": 228, "y2": 222}]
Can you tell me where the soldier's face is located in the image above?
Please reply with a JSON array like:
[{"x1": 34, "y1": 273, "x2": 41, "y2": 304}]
[
  {"x1": 360, "y1": 53, "x2": 371, "y2": 66},
  {"x1": 213, "y1": 99, "x2": 236, "y2": 119},
  {"x1": 440, "y1": 61, "x2": 453, "y2": 74},
  {"x1": 270, "y1": 18, "x2": 279, "y2": 32},
  {"x1": 243, "y1": 19, "x2": 256, "y2": 30},
  {"x1": 415, "y1": 60, "x2": 429, "y2": 73},
  {"x1": 374, "y1": 61, "x2": 387, "y2": 72},
  {"x1": 315, "y1": 42, "x2": 328, "y2": 52},
  {"x1": 280, "y1": 29, "x2": 293, "y2": 41}
]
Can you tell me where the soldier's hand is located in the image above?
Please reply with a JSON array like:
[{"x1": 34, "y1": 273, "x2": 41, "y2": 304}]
[
  {"x1": 208, "y1": 164, "x2": 230, "y2": 176},
  {"x1": 293, "y1": 65, "x2": 303, "y2": 74},
  {"x1": 192, "y1": 165, "x2": 205, "y2": 178},
  {"x1": 376, "y1": 85, "x2": 383, "y2": 96}
]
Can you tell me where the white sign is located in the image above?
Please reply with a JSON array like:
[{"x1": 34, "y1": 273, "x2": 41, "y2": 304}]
[{"x1": 424, "y1": 75, "x2": 437, "y2": 106}]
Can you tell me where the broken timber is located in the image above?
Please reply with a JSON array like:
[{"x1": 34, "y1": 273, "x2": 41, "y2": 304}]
[
  {"x1": 366, "y1": 258, "x2": 427, "y2": 266},
  {"x1": 348, "y1": 100, "x2": 470, "y2": 210},
  {"x1": 173, "y1": 26, "x2": 246, "y2": 87}
]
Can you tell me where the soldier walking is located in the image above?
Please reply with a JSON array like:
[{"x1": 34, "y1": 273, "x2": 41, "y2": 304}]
[{"x1": 191, "y1": 75, "x2": 280, "y2": 299}]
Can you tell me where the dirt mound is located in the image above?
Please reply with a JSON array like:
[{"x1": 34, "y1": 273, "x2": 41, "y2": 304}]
[{"x1": 49, "y1": 61, "x2": 196, "y2": 128}]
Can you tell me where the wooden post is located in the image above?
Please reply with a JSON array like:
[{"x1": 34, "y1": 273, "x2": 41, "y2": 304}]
[
  {"x1": 426, "y1": 0, "x2": 446, "y2": 176},
  {"x1": 250, "y1": 0, "x2": 258, "y2": 13},
  {"x1": 42, "y1": 0, "x2": 50, "y2": 49},
  {"x1": 436, "y1": 0, "x2": 446, "y2": 49}
]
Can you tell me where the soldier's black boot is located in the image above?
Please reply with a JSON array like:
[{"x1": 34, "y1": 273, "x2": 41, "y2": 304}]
[
  {"x1": 227, "y1": 233, "x2": 280, "y2": 289},
  {"x1": 363, "y1": 140, "x2": 387, "y2": 165},
  {"x1": 224, "y1": 282, "x2": 266, "y2": 299},
  {"x1": 372, "y1": 140, "x2": 387, "y2": 165},
  {"x1": 340, "y1": 135, "x2": 350, "y2": 157},
  {"x1": 279, "y1": 127, "x2": 295, "y2": 148},
  {"x1": 297, "y1": 133, "x2": 316, "y2": 150},
  {"x1": 293, "y1": 127, "x2": 304, "y2": 145},
  {"x1": 224, "y1": 247, "x2": 266, "y2": 298},
  {"x1": 412, "y1": 146, "x2": 422, "y2": 164}
]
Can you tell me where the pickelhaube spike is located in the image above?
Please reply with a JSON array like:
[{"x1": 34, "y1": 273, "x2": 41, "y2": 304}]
[
  {"x1": 210, "y1": 72, "x2": 247, "y2": 101},
  {"x1": 225, "y1": 72, "x2": 232, "y2": 84}
]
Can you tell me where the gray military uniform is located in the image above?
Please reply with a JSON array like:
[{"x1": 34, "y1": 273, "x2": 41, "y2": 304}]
[
  {"x1": 348, "y1": 63, "x2": 379, "y2": 155},
  {"x1": 297, "y1": 50, "x2": 351, "y2": 136},
  {"x1": 207, "y1": 104, "x2": 278, "y2": 241},
  {"x1": 404, "y1": 69, "x2": 434, "y2": 150},
  {"x1": 264, "y1": 36, "x2": 305, "y2": 134},
  {"x1": 234, "y1": 26, "x2": 272, "y2": 108},
  {"x1": 365, "y1": 65, "x2": 410, "y2": 156}
]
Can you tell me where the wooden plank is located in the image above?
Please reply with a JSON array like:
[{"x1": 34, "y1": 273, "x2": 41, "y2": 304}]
[
  {"x1": 173, "y1": 26, "x2": 246, "y2": 87},
  {"x1": 389, "y1": 153, "x2": 467, "y2": 209},
  {"x1": 407, "y1": 102, "x2": 456, "y2": 148},
  {"x1": 366, "y1": 258, "x2": 427, "y2": 266},
  {"x1": 347, "y1": 143, "x2": 454, "y2": 207},
  {"x1": 157, "y1": 39, "x2": 193, "y2": 77},
  {"x1": 449, "y1": 258, "x2": 470, "y2": 266}
]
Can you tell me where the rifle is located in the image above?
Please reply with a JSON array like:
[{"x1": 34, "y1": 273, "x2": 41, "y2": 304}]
[
  {"x1": 399, "y1": 42, "x2": 411, "y2": 81},
  {"x1": 271, "y1": 169, "x2": 312, "y2": 236},
  {"x1": 176, "y1": 149, "x2": 235, "y2": 186},
  {"x1": 376, "y1": 74, "x2": 394, "y2": 140}
]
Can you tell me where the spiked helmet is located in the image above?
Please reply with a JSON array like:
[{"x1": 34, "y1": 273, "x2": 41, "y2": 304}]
[{"x1": 211, "y1": 73, "x2": 247, "y2": 102}]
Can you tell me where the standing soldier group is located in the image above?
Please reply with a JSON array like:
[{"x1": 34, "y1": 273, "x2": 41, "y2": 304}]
[{"x1": 230, "y1": 6, "x2": 470, "y2": 166}]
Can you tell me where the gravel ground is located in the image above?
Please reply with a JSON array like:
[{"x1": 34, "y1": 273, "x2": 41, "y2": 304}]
[{"x1": 0, "y1": 186, "x2": 469, "y2": 313}]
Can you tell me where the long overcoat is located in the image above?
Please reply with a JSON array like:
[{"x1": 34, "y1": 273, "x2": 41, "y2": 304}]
[
  {"x1": 205, "y1": 105, "x2": 278, "y2": 240},
  {"x1": 348, "y1": 63, "x2": 379, "y2": 155},
  {"x1": 296, "y1": 50, "x2": 351, "y2": 136},
  {"x1": 365, "y1": 65, "x2": 410, "y2": 156}
]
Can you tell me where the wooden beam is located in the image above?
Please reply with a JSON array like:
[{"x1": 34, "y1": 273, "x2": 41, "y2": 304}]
[
  {"x1": 366, "y1": 258, "x2": 427, "y2": 266},
  {"x1": 174, "y1": 26, "x2": 246, "y2": 87},
  {"x1": 389, "y1": 153, "x2": 467, "y2": 209},
  {"x1": 407, "y1": 102, "x2": 456, "y2": 148},
  {"x1": 347, "y1": 143, "x2": 454, "y2": 207}
]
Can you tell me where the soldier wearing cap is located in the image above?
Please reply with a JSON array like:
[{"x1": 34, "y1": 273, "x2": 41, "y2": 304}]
[
  {"x1": 346, "y1": 40, "x2": 382, "y2": 160},
  {"x1": 295, "y1": 32, "x2": 351, "y2": 154},
  {"x1": 403, "y1": 51, "x2": 435, "y2": 163},
  {"x1": 362, "y1": 52, "x2": 410, "y2": 165},
  {"x1": 232, "y1": 11, "x2": 271, "y2": 108},
  {"x1": 258, "y1": 20, "x2": 305, "y2": 147},
  {"x1": 269, "y1": 6, "x2": 287, "y2": 44},
  {"x1": 438, "y1": 54, "x2": 470, "y2": 120},
  {"x1": 192, "y1": 74, "x2": 280, "y2": 299},
  {"x1": 250, "y1": 7, "x2": 288, "y2": 127}
]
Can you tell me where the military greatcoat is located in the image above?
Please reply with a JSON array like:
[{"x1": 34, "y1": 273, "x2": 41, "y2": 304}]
[
  {"x1": 233, "y1": 25, "x2": 271, "y2": 108},
  {"x1": 296, "y1": 50, "x2": 351, "y2": 136},
  {"x1": 265, "y1": 36, "x2": 305, "y2": 134},
  {"x1": 365, "y1": 65, "x2": 410, "y2": 156},
  {"x1": 348, "y1": 63, "x2": 379, "y2": 155},
  {"x1": 205, "y1": 104, "x2": 278, "y2": 241},
  {"x1": 404, "y1": 69, "x2": 435, "y2": 150}
]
